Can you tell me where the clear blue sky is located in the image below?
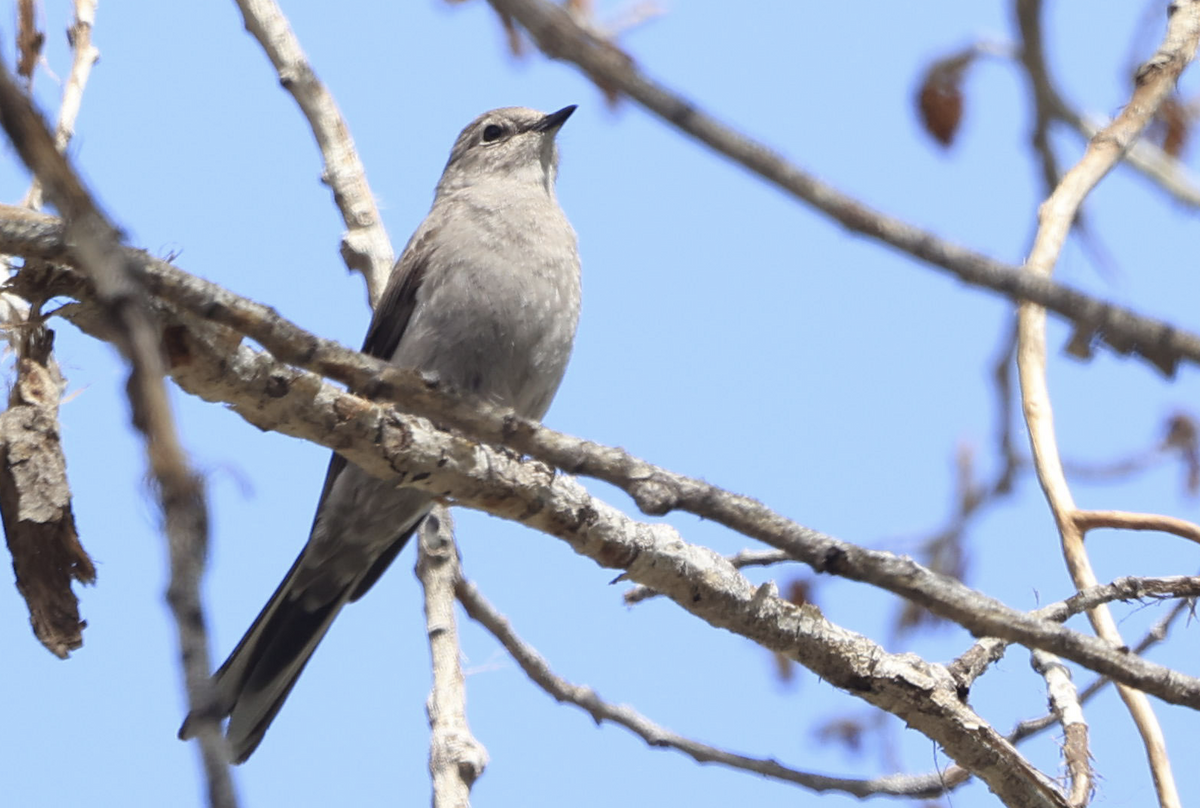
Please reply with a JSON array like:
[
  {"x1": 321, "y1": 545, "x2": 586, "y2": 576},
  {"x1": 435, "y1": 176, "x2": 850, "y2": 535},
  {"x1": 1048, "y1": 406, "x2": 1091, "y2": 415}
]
[{"x1": 2, "y1": 2, "x2": 1197, "y2": 806}]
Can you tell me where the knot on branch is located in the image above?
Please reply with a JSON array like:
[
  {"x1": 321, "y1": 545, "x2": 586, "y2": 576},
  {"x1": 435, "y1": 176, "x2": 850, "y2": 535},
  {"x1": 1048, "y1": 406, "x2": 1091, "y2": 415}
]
[{"x1": 629, "y1": 475, "x2": 677, "y2": 515}]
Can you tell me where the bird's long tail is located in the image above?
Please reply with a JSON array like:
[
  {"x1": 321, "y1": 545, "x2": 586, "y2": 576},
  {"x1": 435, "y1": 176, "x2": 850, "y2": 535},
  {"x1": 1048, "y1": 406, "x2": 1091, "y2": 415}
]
[
  {"x1": 177, "y1": 545, "x2": 351, "y2": 763},
  {"x1": 178, "y1": 521, "x2": 417, "y2": 763}
]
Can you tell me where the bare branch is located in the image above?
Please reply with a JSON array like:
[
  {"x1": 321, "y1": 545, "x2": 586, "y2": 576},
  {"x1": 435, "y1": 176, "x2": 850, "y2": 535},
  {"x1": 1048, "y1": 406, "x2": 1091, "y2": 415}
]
[
  {"x1": 1031, "y1": 651, "x2": 1093, "y2": 806},
  {"x1": 21, "y1": 0, "x2": 98, "y2": 211},
  {"x1": 1073, "y1": 509, "x2": 1200, "y2": 546},
  {"x1": 230, "y1": 0, "x2": 393, "y2": 304},
  {"x1": 457, "y1": 577, "x2": 967, "y2": 799},
  {"x1": 1076, "y1": 113, "x2": 1200, "y2": 206},
  {"x1": 0, "y1": 65, "x2": 236, "y2": 808},
  {"x1": 1013, "y1": 0, "x2": 1200, "y2": 207},
  {"x1": 919, "y1": 577, "x2": 1198, "y2": 797},
  {"x1": 484, "y1": 0, "x2": 1200, "y2": 377},
  {"x1": 949, "y1": 575, "x2": 1200, "y2": 691},
  {"x1": 1015, "y1": 5, "x2": 1200, "y2": 805},
  {"x1": 418, "y1": 508, "x2": 488, "y2": 807}
]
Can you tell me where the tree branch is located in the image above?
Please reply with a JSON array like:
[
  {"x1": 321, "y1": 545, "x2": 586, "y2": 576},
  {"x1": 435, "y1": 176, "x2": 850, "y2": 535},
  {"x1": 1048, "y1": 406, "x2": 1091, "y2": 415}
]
[
  {"x1": 418, "y1": 508, "x2": 487, "y2": 807},
  {"x1": 1073, "y1": 509, "x2": 1200, "y2": 546},
  {"x1": 1031, "y1": 650, "x2": 1093, "y2": 807},
  {"x1": 1015, "y1": 4, "x2": 1200, "y2": 805},
  {"x1": 0, "y1": 63, "x2": 236, "y2": 808},
  {"x1": 21, "y1": 0, "x2": 98, "y2": 211},
  {"x1": 24, "y1": 273, "x2": 1085, "y2": 804},
  {"x1": 6, "y1": 243, "x2": 1200, "y2": 718},
  {"x1": 484, "y1": 0, "x2": 1200, "y2": 377},
  {"x1": 230, "y1": 0, "x2": 393, "y2": 304},
  {"x1": 457, "y1": 576, "x2": 967, "y2": 799}
]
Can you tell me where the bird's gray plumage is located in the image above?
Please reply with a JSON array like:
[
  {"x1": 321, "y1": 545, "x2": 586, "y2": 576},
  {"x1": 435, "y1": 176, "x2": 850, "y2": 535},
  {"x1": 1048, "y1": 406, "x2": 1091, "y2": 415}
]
[{"x1": 179, "y1": 106, "x2": 581, "y2": 762}]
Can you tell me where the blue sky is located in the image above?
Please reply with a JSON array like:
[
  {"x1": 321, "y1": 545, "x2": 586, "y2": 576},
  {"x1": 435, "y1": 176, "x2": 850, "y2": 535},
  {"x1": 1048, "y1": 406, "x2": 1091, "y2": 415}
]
[{"x1": 2, "y1": 2, "x2": 1198, "y2": 806}]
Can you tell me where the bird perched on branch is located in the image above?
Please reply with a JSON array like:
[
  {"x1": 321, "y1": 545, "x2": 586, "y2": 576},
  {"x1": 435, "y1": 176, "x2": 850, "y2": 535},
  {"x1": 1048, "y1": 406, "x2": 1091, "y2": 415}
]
[{"x1": 180, "y1": 105, "x2": 582, "y2": 763}]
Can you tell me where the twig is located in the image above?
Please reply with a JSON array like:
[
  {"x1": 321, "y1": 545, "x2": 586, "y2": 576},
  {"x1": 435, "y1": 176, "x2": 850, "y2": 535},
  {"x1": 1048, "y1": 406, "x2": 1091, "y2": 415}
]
[
  {"x1": 8, "y1": 246, "x2": 1200, "y2": 716},
  {"x1": 1014, "y1": 0, "x2": 1066, "y2": 203},
  {"x1": 928, "y1": 586, "x2": 1194, "y2": 795},
  {"x1": 418, "y1": 507, "x2": 487, "y2": 807},
  {"x1": 1075, "y1": 596, "x2": 1194, "y2": 705},
  {"x1": 458, "y1": 577, "x2": 966, "y2": 799},
  {"x1": 1074, "y1": 113, "x2": 1200, "y2": 207},
  {"x1": 1031, "y1": 651, "x2": 1093, "y2": 806},
  {"x1": 21, "y1": 0, "x2": 98, "y2": 211},
  {"x1": 1073, "y1": 509, "x2": 1200, "y2": 546},
  {"x1": 230, "y1": 0, "x2": 394, "y2": 305},
  {"x1": 1015, "y1": 5, "x2": 1200, "y2": 805},
  {"x1": 948, "y1": 575, "x2": 1200, "y2": 691},
  {"x1": 484, "y1": 0, "x2": 1200, "y2": 377},
  {"x1": 0, "y1": 64, "x2": 236, "y2": 808},
  {"x1": 1008, "y1": 0, "x2": 1200, "y2": 206}
]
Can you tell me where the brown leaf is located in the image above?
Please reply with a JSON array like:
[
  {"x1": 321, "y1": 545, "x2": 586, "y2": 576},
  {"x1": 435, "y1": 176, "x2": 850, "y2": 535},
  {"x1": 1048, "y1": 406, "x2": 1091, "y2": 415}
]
[{"x1": 916, "y1": 51, "x2": 975, "y2": 147}]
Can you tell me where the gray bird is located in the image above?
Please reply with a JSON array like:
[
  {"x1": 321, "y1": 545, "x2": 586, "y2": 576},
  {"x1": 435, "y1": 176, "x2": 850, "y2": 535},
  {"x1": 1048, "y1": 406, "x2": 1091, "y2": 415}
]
[{"x1": 180, "y1": 105, "x2": 581, "y2": 762}]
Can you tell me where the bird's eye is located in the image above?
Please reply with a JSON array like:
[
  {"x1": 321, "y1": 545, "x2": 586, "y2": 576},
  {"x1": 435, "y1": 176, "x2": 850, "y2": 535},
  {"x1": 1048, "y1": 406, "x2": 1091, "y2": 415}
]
[{"x1": 482, "y1": 123, "x2": 505, "y2": 143}]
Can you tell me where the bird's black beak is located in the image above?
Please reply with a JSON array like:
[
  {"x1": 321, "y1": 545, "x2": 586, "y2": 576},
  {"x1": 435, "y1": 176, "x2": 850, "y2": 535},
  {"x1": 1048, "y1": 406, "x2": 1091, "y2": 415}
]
[{"x1": 533, "y1": 105, "x2": 577, "y2": 133}]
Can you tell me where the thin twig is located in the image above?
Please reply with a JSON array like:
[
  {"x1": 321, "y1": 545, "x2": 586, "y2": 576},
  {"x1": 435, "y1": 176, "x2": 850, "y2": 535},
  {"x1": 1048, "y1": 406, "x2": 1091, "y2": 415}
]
[
  {"x1": 1073, "y1": 509, "x2": 1200, "y2": 546},
  {"x1": 21, "y1": 0, "x2": 98, "y2": 211},
  {"x1": 1015, "y1": 5, "x2": 1200, "y2": 805},
  {"x1": 418, "y1": 507, "x2": 487, "y2": 807},
  {"x1": 1075, "y1": 596, "x2": 1194, "y2": 706},
  {"x1": 948, "y1": 575, "x2": 1200, "y2": 691},
  {"x1": 0, "y1": 64, "x2": 237, "y2": 808},
  {"x1": 927, "y1": 582, "x2": 1196, "y2": 796},
  {"x1": 230, "y1": 0, "x2": 393, "y2": 304}
]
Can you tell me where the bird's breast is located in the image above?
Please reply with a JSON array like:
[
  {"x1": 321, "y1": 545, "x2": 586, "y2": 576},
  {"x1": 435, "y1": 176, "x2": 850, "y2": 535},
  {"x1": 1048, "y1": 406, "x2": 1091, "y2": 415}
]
[{"x1": 393, "y1": 195, "x2": 580, "y2": 419}]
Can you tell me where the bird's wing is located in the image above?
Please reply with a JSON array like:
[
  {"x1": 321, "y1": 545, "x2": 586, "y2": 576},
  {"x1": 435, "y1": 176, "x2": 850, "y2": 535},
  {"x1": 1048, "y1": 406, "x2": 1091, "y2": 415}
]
[
  {"x1": 309, "y1": 224, "x2": 439, "y2": 601},
  {"x1": 309, "y1": 225, "x2": 437, "y2": 515},
  {"x1": 361, "y1": 224, "x2": 437, "y2": 360}
]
